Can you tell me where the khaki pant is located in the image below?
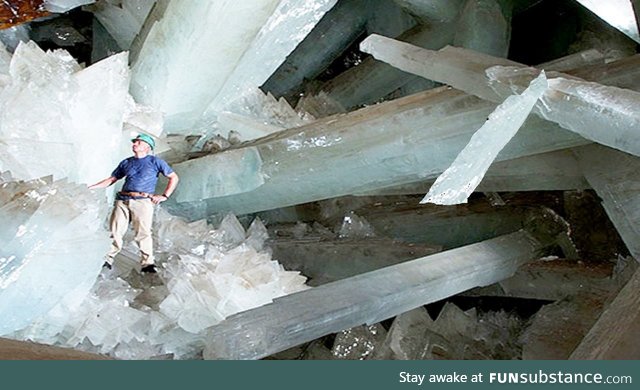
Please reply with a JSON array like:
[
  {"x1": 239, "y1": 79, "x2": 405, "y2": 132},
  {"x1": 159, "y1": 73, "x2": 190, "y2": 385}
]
[{"x1": 106, "y1": 199, "x2": 155, "y2": 266}]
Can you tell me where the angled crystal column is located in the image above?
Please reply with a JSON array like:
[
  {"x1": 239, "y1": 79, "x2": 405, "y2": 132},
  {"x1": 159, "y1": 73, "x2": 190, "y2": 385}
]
[
  {"x1": 568, "y1": 54, "x2": 640, "y2": 91},
  {"x1": 574, "y1": 0, "x2": 640, "y2": 43},
  {"x1": 261, "y1": 0, "x2": 370, "y2": 101},
  {"x1": 169, "y1": 87, "x2": 587, "y2": 217},
  {"x1": 573, "y1": 144, "x2": 640, "y2": 260},
  {"x1": 570, "y1": 267, "x2": 640, "y2": 359},
  {"x1": 489, "y1": 66, "x2": 640, "y2": 158},
  {"x1": 200, "y1": 0, "x2": 338, "y2": 119},
  {"x1": 539, "y1": 49, "x2": 610, "y2": 73},
  {"x1": 421, "y1": 71, "x2": 547, "y2": 205},
  {"x1": 130, "y1": 0, "x2": 281, "y2": 133},
  {"x1": 453, "y1": 0, "x2": 511, "y2": 57},
  {"x1": 318, "y1": 0, "x2": 511, "y2": 110},
  {"x1": 319, "y1": 23, "x2": 453, "y2": 110},
  {"x1": 202, "y1": 230, "x2": 550, "y2": 359},
  {"x1": 87, "y1": 0, "x2": 155, "y2": 50},
  {"x1": 361, "y1": 35, "x2": 640, "y2": 157}
]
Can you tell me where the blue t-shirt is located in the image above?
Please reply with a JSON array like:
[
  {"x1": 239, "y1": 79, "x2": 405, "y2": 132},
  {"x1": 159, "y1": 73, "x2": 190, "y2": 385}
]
[{"x1": 112, "y1": 155, "x2": 174, "y2": 200}]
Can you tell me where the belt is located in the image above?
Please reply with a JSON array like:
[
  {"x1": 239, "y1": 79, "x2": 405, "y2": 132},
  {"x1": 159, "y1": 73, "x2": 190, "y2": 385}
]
[{"x1": 118, "y1": 191, "x2": 153, "y2": 198}]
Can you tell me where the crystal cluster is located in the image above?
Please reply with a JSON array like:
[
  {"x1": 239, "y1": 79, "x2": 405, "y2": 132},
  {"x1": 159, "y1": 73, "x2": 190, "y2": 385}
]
[{"x1": 13, "y1": 209, "x2": 308, "y2": 359}]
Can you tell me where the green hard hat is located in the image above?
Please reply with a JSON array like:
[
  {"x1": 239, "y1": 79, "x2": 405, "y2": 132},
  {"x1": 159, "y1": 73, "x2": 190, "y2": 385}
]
[{"x1": 131, "y1": 133, "x2": 155, "y2": 150}]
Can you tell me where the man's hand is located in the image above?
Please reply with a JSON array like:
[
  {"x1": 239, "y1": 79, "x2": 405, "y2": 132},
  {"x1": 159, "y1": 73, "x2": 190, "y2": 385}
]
[{"x1": 150, "y1": 194, "x2": 168, "y2": 204}]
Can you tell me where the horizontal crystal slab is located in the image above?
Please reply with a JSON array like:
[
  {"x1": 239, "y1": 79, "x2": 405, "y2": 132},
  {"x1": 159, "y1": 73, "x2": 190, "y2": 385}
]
[
  {"x1": 361, "y1": 35, "x2": 640, "y2": 157},
  {"x1": 202, "y1": 230, "x2": 550, "y2": 359},
  {"x1": 170, "y1": 86, "x2": 587, "y2": 217}
]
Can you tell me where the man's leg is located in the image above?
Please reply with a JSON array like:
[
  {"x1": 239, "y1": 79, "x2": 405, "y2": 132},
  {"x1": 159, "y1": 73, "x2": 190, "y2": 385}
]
[
  {"x1": 106, "y1": 200, "x2": 130, "y2": 265},
  {"x1": 129, "y1": 199, "x2": 155, "y2": 266}
]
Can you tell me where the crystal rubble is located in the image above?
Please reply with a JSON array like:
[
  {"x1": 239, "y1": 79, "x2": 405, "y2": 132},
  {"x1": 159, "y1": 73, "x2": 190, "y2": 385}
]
[
  {"x1": 204, "y1": 89, "x2": 315, "y2": 145},
  {"x1": 572, "y1": 144, "x2": 640, "y2": 260},
  {"x1": 202, "y1": 229, "x2": 555, "y2": 360},
  {"x1": 169, "y1": 87, "x2": 587, "y2": 218},
  {"x1": 361, "y1": 36, "x2": 640, "y2": 157},
  {"x1": 570, "y1": 266, "x2": 640, "y2": 359},
  {"x1": 331, "y1": 324, "x2": 387, "y2": 360},
  {"x1": 384, "y1": 303, "x2": 524, "y2": 360},
  {"x1": 0, "y1": 43, "x2": 10, "y2": 75},
  {"x1": 15, "y1": 209, "x2": 309, "y2": 359},
  {"x1": 0, "y1": 173, "x2": 110, "y2": 336},
  {"x1": 375, "y1": 306, "x2": 434, "y2": 360},
  {"x1": 86, "y1": 0, "x2": 156, "y2": 50},
  {"x1": 421, "y1": 71, "x2": 547, "y2": 205},
  {"x1": 0, "y1": 41, "x2": 130, "y2": 184}
]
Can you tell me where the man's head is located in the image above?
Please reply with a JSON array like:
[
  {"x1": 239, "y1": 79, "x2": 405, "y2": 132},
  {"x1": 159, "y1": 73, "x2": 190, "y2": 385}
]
[{"x1": 131, "y1": 133, "x2": 155, "y2": 154}]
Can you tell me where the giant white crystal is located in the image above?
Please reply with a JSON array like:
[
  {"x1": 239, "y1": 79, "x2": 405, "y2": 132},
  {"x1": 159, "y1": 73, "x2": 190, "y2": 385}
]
[
  {"x1": 130, "y1": 0, "x2": 282, "y2": 133},
  {"x1": 0, "y1": 174, "x2": 110, "y2": 336},
  {"x1": 421, "y1": 71, "x2": 548, "y2": 205},
  {"x1": 361, "y1": 36, "x2": 640, "y2": 157},
  {"x1": 0, "y1": 41, "x2": 130, "y2": 184},
  {"x1": 487, "y1": 65, "x2": 640, "y2": 158},
  {"x1": 201, "y1": 0, "x2": 338, "y2": 117}
]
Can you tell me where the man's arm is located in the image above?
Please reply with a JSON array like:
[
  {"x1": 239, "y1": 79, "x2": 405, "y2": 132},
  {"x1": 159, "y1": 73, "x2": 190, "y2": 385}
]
[
  {"x1": 151, "y1": 172, "x2": 179, "y2": 204},
  {"x1": 88, "y1": 176, "x2": 118, "y2": 189}
]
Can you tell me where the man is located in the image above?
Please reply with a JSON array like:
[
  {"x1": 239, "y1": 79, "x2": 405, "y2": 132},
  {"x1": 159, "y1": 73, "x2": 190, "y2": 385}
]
[{"x1": 89, "y1": 133, "x2": 179, "y2": 273}]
